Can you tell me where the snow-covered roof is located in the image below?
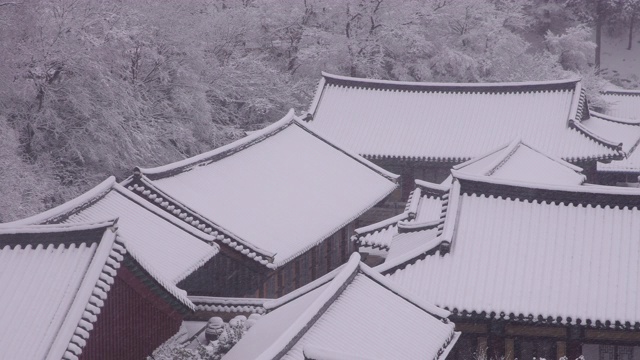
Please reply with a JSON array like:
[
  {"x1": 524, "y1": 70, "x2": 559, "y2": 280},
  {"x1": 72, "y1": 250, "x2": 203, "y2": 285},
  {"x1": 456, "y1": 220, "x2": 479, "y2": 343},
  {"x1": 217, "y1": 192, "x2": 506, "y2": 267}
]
[
  {"x1": 223, "y1": 253, "x2": 458, "y2": 360},
  {"x1": 7, "y1": 176, "x2": 219, "y2": 285},
  {"x1": 0, "y1": 221, "x2": 192, "y2": 360},
  {"x1": 353, "y1": 180, "x2": 447, "y2": 250},
  {"x1": 306, "y1": 72, "x2": 624, "y2": 163},
  {"x1": 127, "y1": 110, "x2": 399, "y2": 267},
  {"x1": 586, "y1": 112, "x2": 640, "y2": 173},
  {"x1": 601, "y1": 90, "x2": 640, "y2": 119},
  {"x1": 378, "y1": 173, "x2": 640, "y2": 329},
  {"x1": 453, "y1": 139, "x2": 587, "y2": 186}
]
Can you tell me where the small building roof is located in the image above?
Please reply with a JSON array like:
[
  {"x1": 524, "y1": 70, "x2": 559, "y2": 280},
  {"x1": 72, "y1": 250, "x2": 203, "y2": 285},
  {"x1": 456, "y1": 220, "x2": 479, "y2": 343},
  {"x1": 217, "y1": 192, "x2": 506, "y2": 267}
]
[
  {"x1": 224, "y1": 253, "x2": 458, "y2": 360},
  {"x1": 305, "y1": 72, "x2": 624, "y2": 163},
  {"x1": 353, "y1": 180, "x2": 448, "y2": 251},
  {"x1": 453, "y1": 139, "x2": 587, "y2": 186},
  {"x1": 586, "y1": 111, "x2": 640, "y2": 174},
  {"x1": 0, "y1": 221, "x2": 193, "y2": 360},
  {"x1": 7, "y1": 176, "x2": 218, "y2": 284},
  {"x1": 601, "y1": 89, "x2": 640, "y2": 119},
  {"x1": 378, "y1": 170, "x2": 640, "y2": 329},
  {"x1": 360, "y1": 140, "x2": 587, "y2": 259},
  {"x1": 126, "y1": 110, "x2": 399, "y2": 267}
]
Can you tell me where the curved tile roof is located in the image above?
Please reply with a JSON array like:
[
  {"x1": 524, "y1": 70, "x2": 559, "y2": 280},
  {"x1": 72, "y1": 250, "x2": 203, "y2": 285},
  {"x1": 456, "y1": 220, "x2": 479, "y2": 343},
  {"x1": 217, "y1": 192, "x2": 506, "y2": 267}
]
[
  {"x1": 602, "y1": 90, "x2": 640, "y2": 119},
  {"x1": 224, "y1": 253, "x2": 457, "y2": 360},
  {"x1": 306, "y1": 73, "x2": 622, "y2": 163},
  {"x1": 0, "y1": 221, "x2": 193, "y2": 360},
  {"x1": 379, "y1": 174, "x2": 640, "y2": 328},
  {"x1": 6, "y1": 177, "x2": 218, "y2": 285},
  {"x1": 130, "y1": 111, "x2": 399, "y2": 267}
]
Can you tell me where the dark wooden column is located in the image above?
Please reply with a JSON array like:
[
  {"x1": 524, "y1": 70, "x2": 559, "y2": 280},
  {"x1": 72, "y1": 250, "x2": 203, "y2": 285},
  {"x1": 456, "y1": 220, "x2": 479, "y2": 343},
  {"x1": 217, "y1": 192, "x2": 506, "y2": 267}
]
[
  {"x1": 488, "y1": 321, "x2": 505, "y2": 359},
  {"x1": 567, "y1": 326, "x2": 583, "y2": 360}
]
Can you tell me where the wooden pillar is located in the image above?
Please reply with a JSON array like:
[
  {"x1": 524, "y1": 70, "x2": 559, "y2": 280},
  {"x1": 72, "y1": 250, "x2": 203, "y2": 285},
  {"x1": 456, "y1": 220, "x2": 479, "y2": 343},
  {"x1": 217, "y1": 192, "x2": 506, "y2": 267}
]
[
  {"x1": 488, "y1": 322, "x2": 505, "y2": 359},
  {"x1": 557, "y1": 340, "x2": 567, "y2": 359},
  {"x1": 567, "y1": 326, "x2": 583, "y2": 360},
  {"x1": 477, "y1": 336, "x2": 488, "y2": 358},
  {"x1": 504, "y1": 338, "x2": 515, "y2": 360}
]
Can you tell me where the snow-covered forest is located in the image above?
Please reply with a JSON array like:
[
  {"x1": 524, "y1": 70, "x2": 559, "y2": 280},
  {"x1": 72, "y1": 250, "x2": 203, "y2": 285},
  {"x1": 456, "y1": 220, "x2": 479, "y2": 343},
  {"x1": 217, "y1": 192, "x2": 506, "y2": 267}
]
[{"x1": 1, "y1": 0, "x2": 638, "y2": 221}]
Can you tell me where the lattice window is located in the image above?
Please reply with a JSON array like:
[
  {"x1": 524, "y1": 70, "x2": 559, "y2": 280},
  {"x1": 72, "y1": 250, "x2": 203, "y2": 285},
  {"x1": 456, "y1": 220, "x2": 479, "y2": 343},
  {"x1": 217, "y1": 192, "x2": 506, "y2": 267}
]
[
  {"x1": 599, "y1": 345, "x2": 615, "y2": 360},
  {"x1": 618, "y1": 346, "x2": 634, "y2": 360}
]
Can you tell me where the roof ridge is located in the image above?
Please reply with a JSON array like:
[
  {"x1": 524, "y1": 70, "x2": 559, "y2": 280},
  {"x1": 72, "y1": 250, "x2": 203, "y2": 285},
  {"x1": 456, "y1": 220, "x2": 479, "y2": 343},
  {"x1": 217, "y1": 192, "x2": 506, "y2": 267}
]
[
  {"x1": 321, "y1": 72, "x2": 581, "y2": 92},
  {"x1": 258, "y1": 253, "x2": 362, "y2": 360},
  {"x1": 414, "y1": 179, "x2": 451, "y2": 193},
  {"x1": 122, "y1": 243, "x2": 195, "y2": 310},
  {"x1": 397, "y1": 219, "x2": 441, "y2": 233},
  {"x1": 0, "y1": 220, "x2": 118, "y2": 236},
  {"x1": 111, "y1": 183, "x2": 216, "y2": 243},
  {"x1": 515, "y1": 142, "x2": 585, "y2": 173},
  {"x1": 359, "y1": 261, "x2": 450, "y2": 319},
  {"x1": 292, "y1": 116, "x2": 400, "y2": 183},
  {"x1": 570, "y1": 119, "x2": 624, "y2": 152},
  {"x1": 264, "y1": 256, "x2": 359, "y2": 311},
  {"x1": 47, "y1": 224, "x2": 120, "y2": 360},
  {"x1": 590, "y1": 110, "x2": 640, "y2": 125},
  {"x1": 484, "y1": 140, "x2": 522, "y2": 176},
  {"x1": 126, "y1": 175, "x2": 276, "y2": 267},
  {"x1": 456, "y1": 138, "x2": 585, "y2": 177},
  {"x1": 452, "y1": 142, "x2": 512, "y2": 173},
  {"x1": 136, "y1": 109, "x2": 398, "y2": 183},
  {"x1": 375, "y1": 236, "x2": 444, "y2": 275},
  {"x1": 453, "y1": 169, "x2": 640, "y2": 196},
  {"x1": 3, "y1": 177, "x2": 116, "y2": 226},
  {"x1": 603, "y1": 89, "x2": 640, "y2": 96},
  {"x1": 354, "y1": 212, "x2": 409, "y2": 237},
  {"x1": 137, "y1": 110, "x2": 297, "y2": 179}
]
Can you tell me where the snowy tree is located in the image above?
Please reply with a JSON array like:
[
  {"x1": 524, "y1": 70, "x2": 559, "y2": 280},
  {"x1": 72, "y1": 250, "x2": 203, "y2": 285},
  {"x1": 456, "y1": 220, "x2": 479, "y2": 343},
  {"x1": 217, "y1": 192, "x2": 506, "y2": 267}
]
[{"x1": 0, "y1": 0, "x2": 611, "y2": 221}]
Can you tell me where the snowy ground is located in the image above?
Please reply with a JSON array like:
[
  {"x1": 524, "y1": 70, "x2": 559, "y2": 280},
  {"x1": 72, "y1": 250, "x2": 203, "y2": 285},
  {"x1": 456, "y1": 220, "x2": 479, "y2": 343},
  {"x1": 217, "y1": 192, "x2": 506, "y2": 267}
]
[{"x1": 600, "y1": 28, "x2": 640, "y2": 88}]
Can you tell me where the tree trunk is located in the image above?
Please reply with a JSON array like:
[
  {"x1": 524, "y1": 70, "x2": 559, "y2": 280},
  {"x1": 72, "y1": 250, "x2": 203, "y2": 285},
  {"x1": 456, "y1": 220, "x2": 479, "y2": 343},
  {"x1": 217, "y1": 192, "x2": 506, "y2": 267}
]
[
  {"x1": 595, "y1": 0, "x2": 603, "y2": 70},
  {"x1": 629, "y1": 14, "x2": 635, "y2": 50}
]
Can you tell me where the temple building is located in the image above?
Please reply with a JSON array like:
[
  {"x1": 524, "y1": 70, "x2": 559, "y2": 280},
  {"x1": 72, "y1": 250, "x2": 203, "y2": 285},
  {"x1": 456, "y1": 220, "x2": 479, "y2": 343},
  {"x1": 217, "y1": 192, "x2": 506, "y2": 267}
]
[
  {"x1": 304, "y1": 73, "x2": 640, "y2": 196},
  {"x1": 122, "y1": 110, "x2": 399, "y2": 298},
  {"x1": 224, "y1": 253, "x2": 459, "y2": 360},
  {"x1": 366, "y1": 141, "x2": 640, "y2": 360},
  {"x1": 0, "y1": 221, "x2": 194, "y2": 360},
  {"x1": 595, "y1": 90, "x2": 640, "y2": 183},
  {"x1": 5, "y1": 176, "x2": 219, "y2": 289}
]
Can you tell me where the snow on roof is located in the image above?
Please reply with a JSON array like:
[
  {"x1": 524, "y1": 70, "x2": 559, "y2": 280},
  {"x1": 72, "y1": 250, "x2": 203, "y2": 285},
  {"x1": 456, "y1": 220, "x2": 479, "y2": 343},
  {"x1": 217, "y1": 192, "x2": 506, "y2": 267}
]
[
  {"x1": 378, "y1": 174, "x2": 640, "y2": 328},
  {"x1": 601, "y1": 90, "x2": 640, "y2": 119},
  {"x1": 223, "y1": 253, "x2": 457, "y2": 360},
  {"x1": 132, "y1": 110, "x2": 399, "y2": 267},
  {"x1": 0, "y1": 221, "x2": 196, "y2": 360},
  {"x1": 584, "y1": 112, "x2": 640, "y2": 173},
  {"x1": 582, "y1": 112, "x2": 640, "y2": 154},
  {"x1": 7, "y1": 176, "x2": 219, "y2": 285},
  {"x1": 354, "y1": 181, "x2": 447, "y2": 250},
  {"x1": 306, "y1": 72, "x2": 623, "y2": 163},
  {"x1": 0, "y1": 221, "x2": 121, "y2": 360},
  {"x1": 453, "y1": 139, "x2": 587, "y2": 186},
  {"x1": 386, "y1": 228, "x2": 439, "y2": 261}
]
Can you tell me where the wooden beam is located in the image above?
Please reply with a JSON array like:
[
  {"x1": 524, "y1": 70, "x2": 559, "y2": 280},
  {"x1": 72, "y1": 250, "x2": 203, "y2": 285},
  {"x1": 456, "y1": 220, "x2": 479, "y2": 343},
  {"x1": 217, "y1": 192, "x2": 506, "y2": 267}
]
[
  {"x1": 585, "y1": 329, "x2": 640, "y2": 342},
  {"x1": 505, "y1": 324, "x2": 566, "y2": 338},
  {"x1": 455, "y1": 322, "x2": 488, "y2": 334}
]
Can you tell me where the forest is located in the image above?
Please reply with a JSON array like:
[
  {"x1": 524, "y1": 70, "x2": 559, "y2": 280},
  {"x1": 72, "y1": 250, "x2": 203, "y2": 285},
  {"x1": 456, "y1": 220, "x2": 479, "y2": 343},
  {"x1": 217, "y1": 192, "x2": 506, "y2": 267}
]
[{"x1": 1, "y1": 0, "x2": 638, "y2": 221}]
